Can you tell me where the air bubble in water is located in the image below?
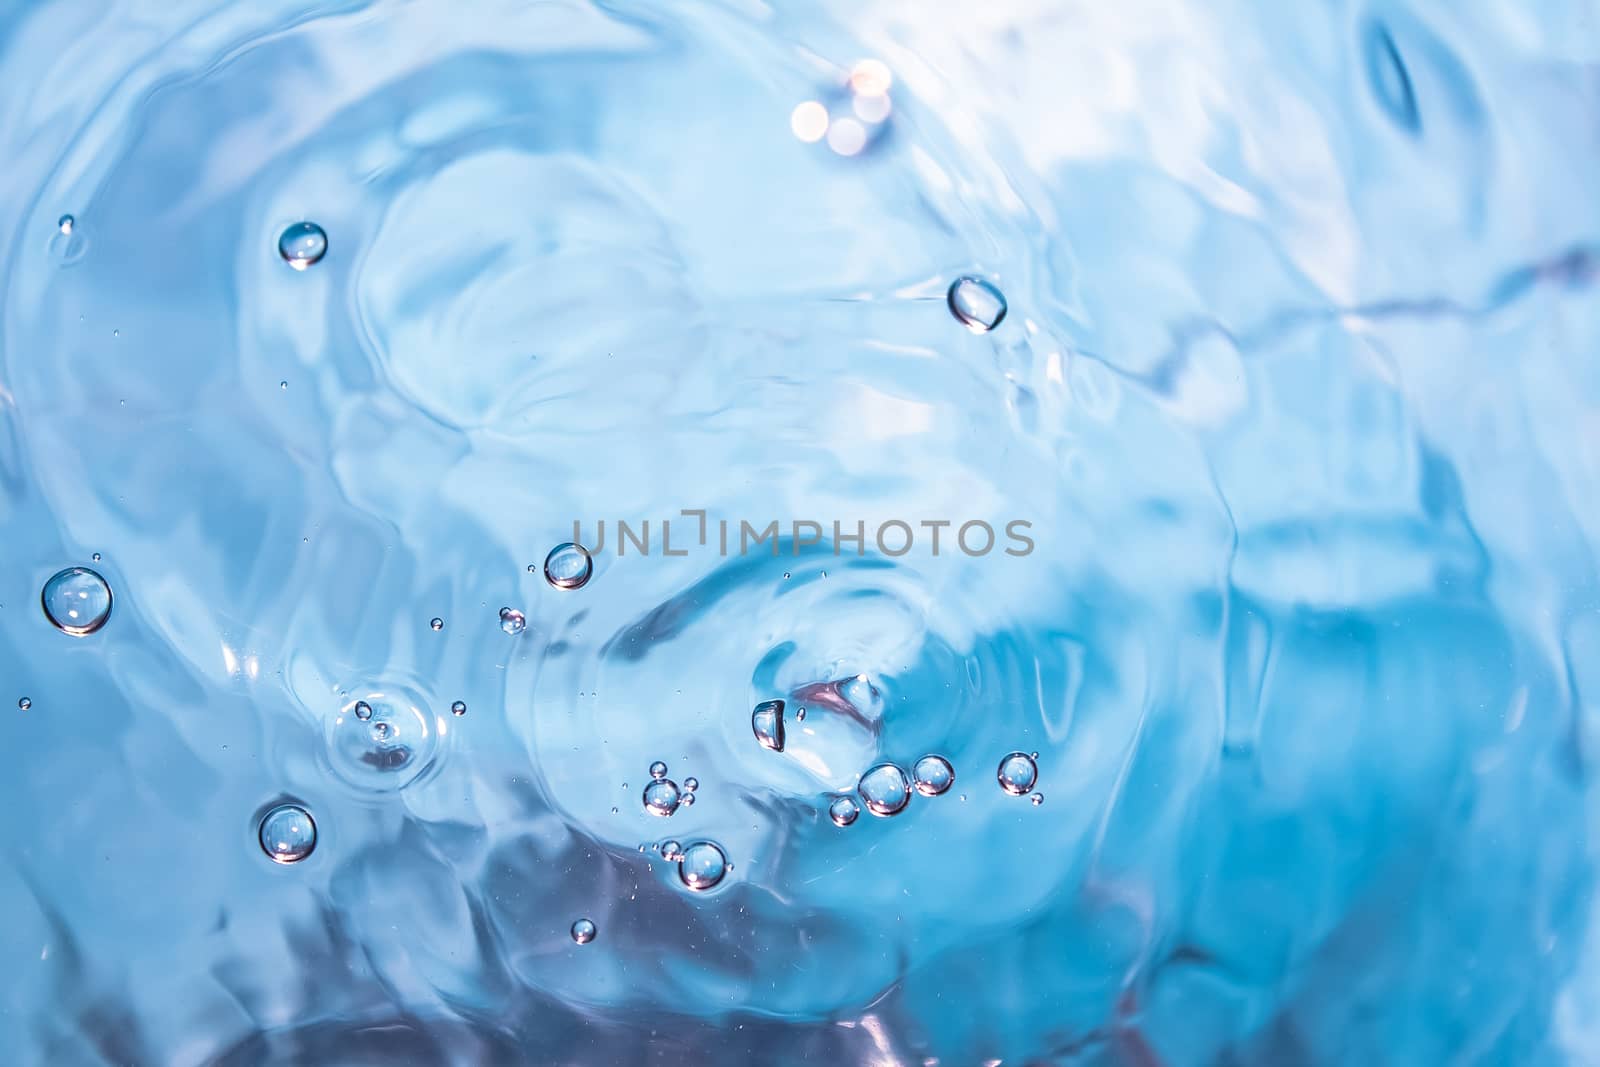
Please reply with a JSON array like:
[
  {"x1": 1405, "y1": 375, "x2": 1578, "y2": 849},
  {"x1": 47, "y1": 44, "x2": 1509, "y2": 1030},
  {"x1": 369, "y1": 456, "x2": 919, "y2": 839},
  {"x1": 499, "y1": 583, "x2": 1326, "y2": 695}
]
[
  {"x1": 677, "y1": 841, "x2": 728, "y2": 891},
  {"x1": 325, "y1": 689, "x2": 441, "y2": 793},
  {"x1": 258, "y1": 804, "x2": 316, "y2": 864},
  {"x1": 829, "y1": 795, "x2": 860, "y2": 827},
  {"x1": 683, "y1": 777, "x2": 698, "y2": 793},
  {"x1": 912, "y1": 754, "x2": 955, "y2": 796},
  {"x1": 430, "y1": 617, "x2": 443, "y2": 631},
  {"x1": 18, "y1": 697, "x2": 31, "y2": 711},
  {"x1": 1032, "y1": 793, "x2": 1045, "y2": 806},
  {"x1": 649, "y1": 761, "x2": 668, "y2": 780},
  {"x1": 661, "y1": 840, "x2": 684, "y2": 861},
  {"x1": 679, "y1": 792, "x2": 695, "y2": 808},
  {"x1": 278, "y1": 221, "x2": 327, "y2": 270},
  {"x1": 57, "y1": 214, "x2": 74, "y2": 235},
  {"x1": 752, "y1": 699, "x2": 785, "y2": 752},
  {"x1": 499, "y1": 607, "x2": 527, "y2": 635},
  {"x1": 997, "y1": 751, "x2": 1039, "y2": 796},
  {"x1": 947, "y1": 276, "x2": 1007, "y2": 333},
  {"x1": 41, "y1": 567, "x2": 112, "y2": 636},
  {"x1": 858, "y1": 762, "x2": 912, "y2": 817},
  {"x1": 544, "y1": 542, "x2": 593, "y2": 590},
  {"x1": 570, "y1": 918, "x2": 597, "y2": 945},
  {"x1": 643, "y1": 778, "x2": 681, "y2": 817},
  {"x1": 450, "y1": 700, "x2": 466, "y2": 716}
]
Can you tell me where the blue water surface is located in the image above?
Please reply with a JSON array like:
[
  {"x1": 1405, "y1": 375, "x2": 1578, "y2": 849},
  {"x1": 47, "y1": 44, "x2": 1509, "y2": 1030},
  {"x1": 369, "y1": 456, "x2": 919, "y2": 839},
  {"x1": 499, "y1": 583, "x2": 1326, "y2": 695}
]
[{"x1": 3, "y1": 1, "x2": 1600, "y2": 1064}]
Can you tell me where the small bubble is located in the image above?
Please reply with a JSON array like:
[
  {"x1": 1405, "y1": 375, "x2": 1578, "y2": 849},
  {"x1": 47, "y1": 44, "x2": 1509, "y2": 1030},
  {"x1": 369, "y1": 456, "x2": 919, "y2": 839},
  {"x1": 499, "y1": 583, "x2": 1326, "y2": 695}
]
[
  {"x1": 1031, "y1": 793, "x2": 1045, "y2": 806},
  {"x1": 41, "y1": 567, "x2": 112, "y2": 636},
  {"x1": 279, "y1": 381, "x2": 288, "y2": 390},
  {"x1": 544, "y1": 542, "x2": 593, "y2": 590},
  {"x1": 661, "y1": 840, "x2": 684, "y2": 861},
  {"x1": 91, "y1": 553, "x2": 101, "y2": 562},
  {"x1": 649, "y1": 760, "x2": 668, "y2": 780},
  {"x1": 353, "y1": 701, "x2": 373, "y2": 721},
  {"x1": 677, "y1": 841, "x2": 728, "y2": 891},
  {"x1": 57, "y1": 214, "x2": 74, "y2": 235},
  {"x1": 570, "y1": 918, "x2": 597, "y2": 945},
  {"x1": 997, "y1": 751, "x2": 1039, "y2": 796},
  {"x1": 643, "y1": 777, "x2": 681, "y2": 817},
  {"x1": 430, "y1": 617, "x2": 443, "y2": 631},
  {"x1": 796, "y1": 706, "x2": 806, "y2": 721},
  {"x1": 829, "y1": 795, "x2": 860, "y2": 827},
  {"x1": 499, "y1": 606, "x2": 527, "y2": 635},
  {"x1": 679, "y1": 792, "x2": 695, "y2": 808},
  {"x1": 683, "y1": 777, "x2": 698, "y2": 793},
  {"x1": 947, "y1": 276, "x2": 1008, "y2": 334},
  {"x1": 858, "y1": 762, "x2": 912, "y2": 817},
  {"x1": 912, "y1": 754, "x2": 955, "y2": 797},
  {"x1": 450, "y1": 700, "x2": 466, "y2": 716},
  {"x1": 782, "y1": 572, "x2": 790, "y2": 580},
  {"x1": 18, "y1": 697, "x2": 31, "y2": 711},
  {"x1": 278, "y1": 221, "x2": 327, "y2": 270},
  {"x1": 752, "y1": 699, "x2": 785, "y2": 752},
  {"x1": 371, "y1": 721, "x2": 393, "y2": 743},
  {"x1": 258, "y1": 803, "x2": 316, "y2": 864}
]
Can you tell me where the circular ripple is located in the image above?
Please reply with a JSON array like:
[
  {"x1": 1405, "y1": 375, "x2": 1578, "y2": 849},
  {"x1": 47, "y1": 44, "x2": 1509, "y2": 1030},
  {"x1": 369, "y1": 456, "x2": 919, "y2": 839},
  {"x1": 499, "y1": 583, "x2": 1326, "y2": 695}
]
[{"x1": 324, "y1": 686, "x2": 446, "y2": 794}]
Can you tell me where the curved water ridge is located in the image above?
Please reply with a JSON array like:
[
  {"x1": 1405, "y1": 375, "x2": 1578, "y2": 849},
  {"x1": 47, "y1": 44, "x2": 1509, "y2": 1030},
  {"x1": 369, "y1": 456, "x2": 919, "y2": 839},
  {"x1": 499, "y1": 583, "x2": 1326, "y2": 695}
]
[{"x1": 1, "y1": 1, "x2": 1600, "y2": 1065}]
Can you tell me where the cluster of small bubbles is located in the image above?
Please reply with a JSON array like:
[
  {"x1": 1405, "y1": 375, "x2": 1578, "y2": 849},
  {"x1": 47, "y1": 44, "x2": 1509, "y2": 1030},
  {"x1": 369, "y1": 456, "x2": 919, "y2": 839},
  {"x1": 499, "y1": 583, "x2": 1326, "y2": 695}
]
[
  {"x1": 649, "y1": 760, "x2": 668, "y2": 780},
  {"x1": 661, "y1": 840, "x2": 684, "y2": 862},
  {"x1": 912, "y1": 754, "x2": 955, "y2": 797},
  {"x1": 751, "y1": 699, "x2": 785, "y2": 752},
  {"x1": 829, "y1": 795, "x2": 860, "y2": 827},
  {"x1": 57, "y1": 214, "x2": 74, "y2": 235},
  {"x1": 499, "y1": 606, "x2": 527, "y2": 635},
  {"x1": 450, "y1": 700, "x2": 467, "y2": 717},
  {"x1": 947, "y1": 276, "x2": 1008, "y2": 334},
  {"x1": 858, "y1": 762, "x2": 913, "y2": 817},
  {"x1": 677, "y1": 841, "x2": 728, "y2": 891},
  {"x1": 570, "y1": 918, "x2": 597, "y2": 945},
  {"x1": 543, "y1": 542, "x2": 593, "y2": 591},
  {"x1": 789, "y1": 59, "x2": 894, "y2": 157},
  {"x1": 41, "y1": 567, "x2": 113, "y2": 636},
  {"x1": 353, "y1": 700, "x2": 373, "y2": 721},
  {"x1": 429, "y1": 617, "x2": 443, "y2": 631},
  {"x1": 997, "y1": 751, "x2": 1040, "y2": 796},
  {"x1": 278, "y1": 221, "x2": 327, "y2": 270},
  {"x1": 258, "y1": 803, "x2": 316, "y2": 864},
  {"x1": 18, "y1": 697, "x2": 31, "y2": 711},
  {"x1": 643, "y1": 776, "x2": 681, "y2": 817}
]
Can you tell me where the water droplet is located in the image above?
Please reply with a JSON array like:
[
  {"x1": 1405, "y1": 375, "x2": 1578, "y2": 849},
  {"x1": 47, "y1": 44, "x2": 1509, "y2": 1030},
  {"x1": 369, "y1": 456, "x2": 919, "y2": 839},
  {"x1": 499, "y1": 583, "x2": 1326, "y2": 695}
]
[
  {"x1": 858, "y1": 762, "x2": 912, "y2": 817},
  {"x1": 278, "y1": 221, "x2": 327, "y2": 270},
  {"x1": 677, "y1": 841, "x2": 728, "y2": 891},
  {"x1": 643, "y1": 778, "x2": 681, "y2": 817},
  {"x1": 661, "y1": 840, "x2": 684, "y2": 861},
  {"x1": 912, "y1": 754, "x2": 955, "y2": 797},
  {"x1": 41, "y1": 567, "x2": 113, "y2": 636},
  {"x1": 450, "y1": 700, "x2": 467, "y2": 716},
  {"x1": 752, "y1": 699, "x2": 785, "y2": 752},
  {"x1": 828, "y1": 795, "x2": 860, "y2": 827},
  {"x1": 57, "y1": 214, "x2": 74, "y2": 235},
  {"x1": 947, "y1": 276, "x2": 1007, "y2": 333},
  {"x1": 997, "y1": 751, "x2": 1039, "y2": 796},
  {"x1": 429, "y1": 617, "x2": 443, "y2": 631},
  {"x1": 683, "y1": 776, "x2": 698, "y2": 793},
  {"x1": 325, "y1": 689, "x2": 441, "y2": 793},
  {"x1": 258, "y1": 803, "x2": 316, "y2": 864},
  {"x1": 17, "y1": 697, "x2": 31, "y2": 711},
  {"x1": 1031, "y1": 793, "x2": 1045, "y2": 806},
  {"x1": 570, "y1": 918, "x2": 597, "y2": 944},
  {"x1": 544, "y1": 542, "x2": 593, "y2": 590},
  {"x1": 499, "y1": 606, "x2": 527, "y2": 635}
]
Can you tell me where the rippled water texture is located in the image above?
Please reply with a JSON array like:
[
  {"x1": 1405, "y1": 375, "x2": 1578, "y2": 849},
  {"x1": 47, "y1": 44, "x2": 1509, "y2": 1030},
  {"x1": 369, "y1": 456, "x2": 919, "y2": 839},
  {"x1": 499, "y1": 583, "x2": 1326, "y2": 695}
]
[{"x1": 3, "y1": 1, "x2": 1600, "y2": 1064}]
